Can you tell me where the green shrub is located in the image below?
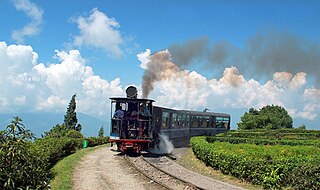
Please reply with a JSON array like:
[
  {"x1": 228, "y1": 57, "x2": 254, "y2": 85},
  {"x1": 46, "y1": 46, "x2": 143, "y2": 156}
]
[
  {"x1": 43, "y1": 124, "x2": 68, "y2": 138},
  {"x1": 66, "y1": 130, "x2": 84, "y2": 138},
  {"x1": 30, "y1": 137, "x2": 83, "y2": 165},
  {"x1": 85, "y1": 136, "x2": 109, "y2": 147},
  {"x1": 207, "y1": 136, "x2": 320, "y2": 147},
  {"x1": 289, "y1": 162, "x2": 320, "y2": 190},
  {"x1": 191, "y1": 136, "x2": 320, "y2": 189}
]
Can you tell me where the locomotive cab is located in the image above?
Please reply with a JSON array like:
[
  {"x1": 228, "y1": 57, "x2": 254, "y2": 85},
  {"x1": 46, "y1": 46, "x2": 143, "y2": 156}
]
[{"x1": 109, "y1": 86, "x2": 155, "y2": 153}]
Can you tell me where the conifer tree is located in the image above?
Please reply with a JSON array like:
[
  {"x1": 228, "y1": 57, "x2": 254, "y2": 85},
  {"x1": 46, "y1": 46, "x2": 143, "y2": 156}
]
[
  {"x1": 98, "y1": 126, "x2": 104, "y2": 138},
  {"x1": 64, "y1": 94, "x2": 79, "y2": 131}
]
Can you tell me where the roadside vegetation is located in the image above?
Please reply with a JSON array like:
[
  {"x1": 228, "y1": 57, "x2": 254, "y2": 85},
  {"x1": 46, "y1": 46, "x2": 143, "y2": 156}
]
[
  {"x1": 191, "y1": 105, "x2": 320, "y2": 189},
  {"x1": 177, "y1": 148, "x2": 261, "y2": 190},
  {"x1": 0, "y1": 94, "x2": 109, "y2": 189}
]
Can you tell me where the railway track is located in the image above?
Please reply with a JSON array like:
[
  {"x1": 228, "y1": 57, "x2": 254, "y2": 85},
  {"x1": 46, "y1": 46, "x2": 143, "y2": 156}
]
[{"x1": 125, "y1": 154, "x2": 202, "y2": 190}]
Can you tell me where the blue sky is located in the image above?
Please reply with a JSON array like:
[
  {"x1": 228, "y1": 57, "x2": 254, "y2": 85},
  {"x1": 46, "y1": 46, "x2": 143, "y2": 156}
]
[{"x1": 0, "y1": 0, "x2": 319, "y2": 130}]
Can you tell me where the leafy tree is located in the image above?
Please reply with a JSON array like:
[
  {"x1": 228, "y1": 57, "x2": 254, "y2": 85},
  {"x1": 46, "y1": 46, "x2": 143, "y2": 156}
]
[
  {"x1": 66, "y1": 130, "x2": 84, "y2": 138},
  {"x1": 298, "y1": 124, "x2": 306, "y2": 130},
  {"x1": 5, "y1": 116, "x2": 34, "y2": 141},
  {"x1": 238, "y1": 105, "x2": 293, "y2": 130},
  {"x1": 43, "y1": 124, "x2": 68, "y2": 138},
  {"x1": 64, "y1": 94, "x2": 81, "y2": 132},
  {"x1": 0, "y1": 117, "x2": 49, "y2": 189},
  {"x1": 98, "y1": 126, "x2": 104, "y2": 138}
]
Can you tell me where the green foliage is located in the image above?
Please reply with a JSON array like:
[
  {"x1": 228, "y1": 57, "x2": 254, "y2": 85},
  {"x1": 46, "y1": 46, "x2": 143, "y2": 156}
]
[
  {"x1": 98, "y1": 126, "x2": 104, "y2": 138},
  {"x1": 0, "y1": 117, "x2": 50, "y2": 189},
  {"x1": 238, "y1": 105, "x2": 293, "y2": 130},
  {"x1": 297, "y1": 124, "x2": 306, "y2": 130},
  {"x1": 0, "y1": 115, "x2": 109, "y2": 190},
  {"x1": 85, "y1": 137, "x2": 109, "y2": 147},
  {"x1": 75, "y1": 123, "x2": 82, "y2": 132},
  {"x1": 43, "y1": 123, "x2": 68, "y2": 138},
  {"x1": 210, "y1": 129, "x2": 320, "y2": 147},
  {"x1": 289, "y1": 162, "x2": 320, "y2": 189},
  {"x1": 30, "y1": 137, "x2": 83, "y2": 165},
  {"x1": 191, "y1": 136, "x2": 320, "y2": 189},
  {"x1": 207, "y1": 136, "x2": 320, "y2": 147},
  {"x1": 65, "y1": 130, "x2": 84, "y2": 139},
  {"x1": 64, "y1": 94, "x2": 80, "y2": 131},
  {"x1": 5, "y1": 116, "x2": 34, "y2": 140}
]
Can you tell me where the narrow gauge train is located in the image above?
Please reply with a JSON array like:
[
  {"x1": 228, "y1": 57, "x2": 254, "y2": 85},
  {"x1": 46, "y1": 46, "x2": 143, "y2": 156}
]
[{"x1": 109, "y1": 86, "x2": 230, "y2": 153}]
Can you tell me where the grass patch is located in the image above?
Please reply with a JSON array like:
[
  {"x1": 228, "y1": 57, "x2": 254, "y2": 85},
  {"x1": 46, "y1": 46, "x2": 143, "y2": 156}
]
[
  {"x1": 176, "y1": 148, "x2": 262, "y2": 190},
  {"x1": 50, "y1": 144, "x2": 108, "y2": 190}
]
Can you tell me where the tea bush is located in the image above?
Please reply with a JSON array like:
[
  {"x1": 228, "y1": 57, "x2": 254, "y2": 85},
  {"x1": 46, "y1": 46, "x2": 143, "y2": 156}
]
[
  {"x1": 191, "y1": 136, "x2": 320, "y2": 189},
  {"x1": 207, "y1": 136, "x2": 320, "y2": 147}
]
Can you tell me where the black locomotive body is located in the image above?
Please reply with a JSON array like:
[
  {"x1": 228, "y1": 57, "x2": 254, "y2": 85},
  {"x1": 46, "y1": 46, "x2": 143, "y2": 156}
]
[{"x1": 109, "y1": 86, "x2": 230, "y2": 153}]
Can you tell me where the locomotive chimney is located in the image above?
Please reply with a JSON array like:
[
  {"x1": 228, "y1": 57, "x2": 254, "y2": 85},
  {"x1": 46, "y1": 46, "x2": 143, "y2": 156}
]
[{"x1": 126, "y1": 86, "x2": 138, "y2": 98}]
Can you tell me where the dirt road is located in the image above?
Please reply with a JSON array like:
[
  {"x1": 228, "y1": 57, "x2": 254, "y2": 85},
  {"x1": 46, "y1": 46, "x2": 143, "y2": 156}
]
[
  {"x1": 73, "y1": 146, "x2": 245, "y2": 190},
  {"x1": 72, "y1": 146, "x2": 164, "y2": 190}
]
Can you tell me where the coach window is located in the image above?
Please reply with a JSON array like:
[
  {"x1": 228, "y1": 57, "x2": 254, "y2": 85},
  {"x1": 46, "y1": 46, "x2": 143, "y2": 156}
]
[
  {"x1": 204, "y1": 116, "x2": 210, "y2": 128},
  {"x1": 216, "y1": 117, "x2": 229, "y2": 128},
  {"x1": 162, "y1": 112, "x2": 169, "y2": 129},
  {"x1": 177, "y1": 114, "x2": 184, "y2": 127},
  {"x1": 181, "y1": 114, "x2": 186, "y2": 127},
  {"x1": 186, "y1": 115, "x2": 190, "y2": 127},
  {"x1": 172, "y1": 113, "x2": 177, "y2": 128},
  {"x1": 177, "y1": 114, "x2": 181, "y2": 128},
  {"x1": 191, "y1": 116, "x2": 197, "y2": 128}
]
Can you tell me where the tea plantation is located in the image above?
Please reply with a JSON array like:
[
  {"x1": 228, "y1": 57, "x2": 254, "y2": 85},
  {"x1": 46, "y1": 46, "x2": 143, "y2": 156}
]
[{"x1": 191, "y1": 129, "x2": 320, "y2": 190}]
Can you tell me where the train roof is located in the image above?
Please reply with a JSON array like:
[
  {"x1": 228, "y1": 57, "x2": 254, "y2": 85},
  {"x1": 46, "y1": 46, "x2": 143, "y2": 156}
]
[
  {"x1": 110, "y1": 97, "x2": 155, "y2": 103},
  {"x1": 188, "y1": 110, "x2": 230, "y2": 117},
  {"x1": 154, "y1": 106, "x2": 230, "y2": 117}
]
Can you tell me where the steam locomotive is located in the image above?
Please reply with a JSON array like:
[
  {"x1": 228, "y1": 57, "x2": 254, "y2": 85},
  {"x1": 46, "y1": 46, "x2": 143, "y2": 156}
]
[{"x1": 109, "y1": 86, "x2": 230, "y2": 153}]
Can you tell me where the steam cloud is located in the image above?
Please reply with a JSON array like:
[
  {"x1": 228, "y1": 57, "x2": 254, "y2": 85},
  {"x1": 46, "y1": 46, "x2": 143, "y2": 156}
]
[
  {"x1": 150, "y1": 134, "x2": 174, "y2": 154},
  {"x1": 141, "y1": 50, "x2": 180, "y2": 98},
  {"x1": 140, "y1": 32, "x2": 320, "y2": 98}
]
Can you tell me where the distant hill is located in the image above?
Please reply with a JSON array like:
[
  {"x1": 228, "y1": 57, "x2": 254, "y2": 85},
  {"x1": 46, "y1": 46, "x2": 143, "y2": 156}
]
[{"x1": 0, "y1": 112, "x2": 109, "y2": 137}]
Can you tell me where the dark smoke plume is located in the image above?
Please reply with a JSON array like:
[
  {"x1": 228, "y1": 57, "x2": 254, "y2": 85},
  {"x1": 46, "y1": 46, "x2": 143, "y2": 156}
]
[
  {"x1": 168, "y1": 37, "x2": 209, "y2": 68},
  {"x1": 142, "y1": 50, "x2": 180, "y2": 98},
  {"x1": 168, "y1": 32, "x2": 320, "y2": 81},
  {"x1": 246, "y1": 32, "x2": 320, "y2": 81},
  {"x1": 141, "y1": 32, "x2": 320, "y2": 97}
]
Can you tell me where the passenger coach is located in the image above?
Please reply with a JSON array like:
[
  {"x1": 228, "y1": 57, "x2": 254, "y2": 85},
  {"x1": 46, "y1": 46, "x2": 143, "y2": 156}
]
[{"x1": 153, "y1": 106, "x2": 230, "y2": 147}]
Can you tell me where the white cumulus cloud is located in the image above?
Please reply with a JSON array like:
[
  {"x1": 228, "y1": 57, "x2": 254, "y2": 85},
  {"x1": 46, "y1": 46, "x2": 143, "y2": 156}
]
[
  {"x1": 0, "y1": 41, "x2": 124, "y2": 116},
  {"x1": 73, "y1": 8, "x2": 124, "y2": 58},
  {"x1": 138, "y1": 49, "x2": 320, "y2": 123}
]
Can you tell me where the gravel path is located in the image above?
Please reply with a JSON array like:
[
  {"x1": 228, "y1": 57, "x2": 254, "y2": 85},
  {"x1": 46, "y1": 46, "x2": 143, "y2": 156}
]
[
  {"x1": 72, "y1": 146, "x2": 165, "y2": 190},
  {"x1": 128, "y1": 156, "x2": 198, "y2": 190},
  {"x1": 145, "y1": 156, "x2": 245, "y2": 190},
  {"x1": 73, "y1": 146, "x2": 246, "y2": 190}
]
